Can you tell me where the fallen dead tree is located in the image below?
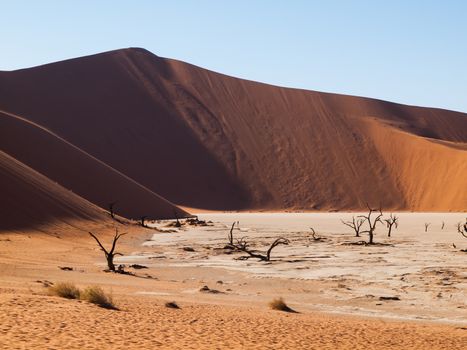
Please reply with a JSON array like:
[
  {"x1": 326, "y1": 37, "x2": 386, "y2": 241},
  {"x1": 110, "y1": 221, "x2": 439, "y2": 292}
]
[
  {"x1": 235, "y1": 237, "x2": 290, "y2": 261},
  {"x1": 309, "y1": 227, "x2": 325, "y2": 242},
  {"x1": 185, "y1": 216, "x2": 210, "y2": 226}
]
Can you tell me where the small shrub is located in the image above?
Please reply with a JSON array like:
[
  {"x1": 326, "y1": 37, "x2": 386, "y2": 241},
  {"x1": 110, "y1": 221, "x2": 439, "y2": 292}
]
[
  {"x1": 48, "y1": 282, "x2": 80, "y2": 299},
  {"x1": 81, "y1": 286, "x2": 117, "y2": 310},
  {"x1": 268, "y1": 297, "x2": 296, "y2": 313}
]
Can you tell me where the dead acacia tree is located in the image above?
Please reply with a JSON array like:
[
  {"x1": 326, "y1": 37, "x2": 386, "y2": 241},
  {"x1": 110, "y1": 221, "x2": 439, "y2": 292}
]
[
  {"x1": 236, "y1": 237, "x2": 290, "y2": 261},
  {"x1": 456, "y1": 220, "x2": 467, "y2": 252},
  {"x1": 227, "y1": 221, "x2": 239, "y2": 246},
  {"x1": 89, "y1": 229, "x2": 127, "y2": 272},
  {"x1": 457, "y1": 220, "x2": 467, "y2": 238},
  {"x1": 358, "y1": 204, "x2": 384, "y2": 244},
  {"x1": 309, "y1": 227, "x2": 324, "y2": 242},
  {"x1": 424, "y1": 223, "x2": 431, "y2": 232},
  {"x1": 108, "y1": 201, "x2": 118, "y2": 219},
  {"x1": 384, "y1": 214, "x2": 399, "y2": 237},
  {"x1": 441, "y1": 221, "x2": 445, "y2": 230},
  {"x1": 341, "y1": 216, "x2": 365, "y2": 237},
  {"x1": 140, "y1": 216, "x2": 148, "y2": 227},
  {"x1": 173, "y1": 210, "x2": 181, "y2": 228}
]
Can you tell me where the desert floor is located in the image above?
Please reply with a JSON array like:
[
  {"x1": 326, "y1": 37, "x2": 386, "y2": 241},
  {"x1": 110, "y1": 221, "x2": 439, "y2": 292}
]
[{"x1": 0, "y1": 213, "x2": 466, "y2": 349}]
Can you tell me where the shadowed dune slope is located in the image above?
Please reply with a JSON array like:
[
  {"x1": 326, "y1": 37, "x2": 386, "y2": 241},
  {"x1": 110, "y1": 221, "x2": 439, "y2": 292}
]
[
  {"x1": 0, "y1": 110, "x2": 189, "y2": 221},
  {"x1": 0, "y1": 150, "x2": 106, "y2": 231},
  {"x1": 0, "y1": 48, "x2": 465, "y2": 211}
]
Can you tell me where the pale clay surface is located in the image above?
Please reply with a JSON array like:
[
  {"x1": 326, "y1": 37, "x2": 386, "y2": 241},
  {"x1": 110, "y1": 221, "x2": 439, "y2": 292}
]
[{"x1": 116, "y1": 213, "x2": 467, "y2": 325}]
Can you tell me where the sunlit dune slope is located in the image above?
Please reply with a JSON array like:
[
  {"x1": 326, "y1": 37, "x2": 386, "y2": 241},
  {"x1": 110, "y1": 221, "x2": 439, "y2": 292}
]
[{"x1": 0, "y1": 48, "x2": 465, "y2": 211}]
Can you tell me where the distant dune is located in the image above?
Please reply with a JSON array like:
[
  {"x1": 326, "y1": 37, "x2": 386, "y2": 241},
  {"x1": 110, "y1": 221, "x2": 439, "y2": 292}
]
[{"x1": 0, "y1": 47, "x2": 465, "y2": 224}]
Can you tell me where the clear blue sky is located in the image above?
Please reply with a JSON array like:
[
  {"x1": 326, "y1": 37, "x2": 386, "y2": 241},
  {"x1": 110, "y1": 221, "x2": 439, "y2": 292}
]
[{"x1": 1, "y1": 1, "x2": 466, "y2": 112}]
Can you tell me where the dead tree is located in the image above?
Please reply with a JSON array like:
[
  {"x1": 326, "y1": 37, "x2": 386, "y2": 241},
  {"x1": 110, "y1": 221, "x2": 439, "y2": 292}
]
[
  {"x1": 108, "y1": 201, "x2": 118, "y2": 219},
  {"x1": 173, "y1": 210, "x2": 181, "y2": 228},
  {"x1": 140, "y1": 216, "x2": 148, "y2": 227},
  {"x1": 384, "y1": 214, "x2": 399, "y2": 237},
  {"x1": 227, "y1": 221, "x2": 239, "y2": 246},
  {"x1": 309, "y1": 228, "x2": 324, "y2": 242},
  {"x1": 424, "y1": 223, "x2": 431, "y2": 232},
  {"x1": 341, "y1": 216, "x2": 365, "y2": 237},
  {"x1": 89, "y1": 229, "x2": 127, "y2": 271},
  {"x1": 441, "y1": 221, "x2": 445, "y2": 230},
  {"x1": 457, "y1": 220, "x2": 467, "y2": 238},
  {"x1": 236, "y1": 237, "x2": 289, "y2": 261},
  {"x1": 358, "y1": 204, "x2": 383, "y2": 244},
  {"x1": 456, "y1": 220, "x2": 467, "y2": 252}
]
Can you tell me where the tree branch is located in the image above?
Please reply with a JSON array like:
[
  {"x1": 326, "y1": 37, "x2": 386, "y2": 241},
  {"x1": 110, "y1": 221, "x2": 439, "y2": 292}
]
[{"x1": 89, "y1": 232, "x2": 108, "y2": 255}]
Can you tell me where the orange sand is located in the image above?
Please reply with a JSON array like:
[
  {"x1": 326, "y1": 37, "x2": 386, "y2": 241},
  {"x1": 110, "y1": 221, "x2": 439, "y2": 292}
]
[{"x1": 0, "y1": 222, "x2": 466, "y2": 349}]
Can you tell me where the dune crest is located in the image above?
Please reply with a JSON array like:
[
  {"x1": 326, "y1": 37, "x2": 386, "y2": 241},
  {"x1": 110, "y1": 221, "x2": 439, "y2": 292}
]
[{"x1": 0, "y1": 47, "x2": 465, "y2": 213}]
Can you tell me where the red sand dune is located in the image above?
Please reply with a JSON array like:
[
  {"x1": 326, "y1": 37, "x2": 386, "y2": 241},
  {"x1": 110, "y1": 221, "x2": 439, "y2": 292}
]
[
  {"x1": 0, "y1": 47, "x2": 465, "y2": 217},
  {"x1": 0, "y1": 109, "x2": 189, "y2": 224},
  {"x1": 0, "y1": 149, "x2": 106, "y2": 231}
]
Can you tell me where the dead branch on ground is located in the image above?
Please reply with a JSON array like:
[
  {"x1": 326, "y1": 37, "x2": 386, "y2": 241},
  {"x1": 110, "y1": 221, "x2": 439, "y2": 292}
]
[
  {"x1": 236, "y1": 237, "x2": 290, "y2": 261},
  {"x1": 309, "y1": 227, "x2": 325, "y2": 242}
]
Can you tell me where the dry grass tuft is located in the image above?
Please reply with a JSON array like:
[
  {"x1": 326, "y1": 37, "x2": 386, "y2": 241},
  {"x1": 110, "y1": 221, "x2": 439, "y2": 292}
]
[
  {"x1": 81, "y1": 286, "x2": 117, "y2": 310},
  {"x1": 268, "y1": 297, "x2": 297, "y2": 313},
  {"x1": 48, "y1": 282, "x2": 80, "y2": 299}
]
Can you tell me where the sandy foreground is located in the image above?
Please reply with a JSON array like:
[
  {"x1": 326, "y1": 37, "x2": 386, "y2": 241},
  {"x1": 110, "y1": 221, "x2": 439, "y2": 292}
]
[{"x1": 0, "y1": 213, "x2": 466, "y2": 349}]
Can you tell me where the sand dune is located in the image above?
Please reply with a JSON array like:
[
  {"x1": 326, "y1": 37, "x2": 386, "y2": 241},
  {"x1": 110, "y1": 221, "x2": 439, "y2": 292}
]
[
  {"x1": 0, "y1": 110, "x2": 189, "y2": 223},
  {"x1": 0, "y1": 47, "x2": 465, "y2": 212},
  {"x1": 0, "y1": 149, "x2": 107, "y2": 231}
]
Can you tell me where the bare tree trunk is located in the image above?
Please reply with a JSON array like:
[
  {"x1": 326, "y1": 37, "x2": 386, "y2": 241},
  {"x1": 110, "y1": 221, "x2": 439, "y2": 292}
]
[
  {"x1": 108, "y1": 201, "x2": 117, "y2": 219},
  {"x1": 359, "y1": 204, "x2": 383, "y2": 245},
  {"x1": 89, "y1": 229, "x2": 126, "y2": 272},
  {"x1": 174, "y1": 210, "x2": 181, "y2": 228},
  {"x1": 107, "y1": 256, "x2": 116, "y2": 271},
  {"x1": 341, "y1": 217, "x2": 364, "y2": 237},
  {"x1": 228, "y1": 221, "x2": 237, "y2": 246},
  {"x1": 385, "y1": 214, "x2": 398, "y2": 238}
]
